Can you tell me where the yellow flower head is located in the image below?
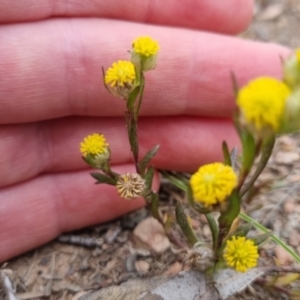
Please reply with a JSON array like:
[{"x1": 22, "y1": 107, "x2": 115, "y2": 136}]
[
  {"x1": 190, "y1": 163, "x2": 237, "y2": 206},
  {"x1": 296, "y1": 49, "x2": 300, "y2": 65},
  {"x1": 80, "y1": 133, "x2": 109, "y2": 157},
  {"x1": 237, "y1": 77, "x2": 291, "y2": 134},
  {"x1": 131, "y1": 36, "x2": 160, "y2": 72},
  {"x1": 116, "y1": 173, "x2": 145, "y2": 200},
  {"x1": 132, "y1": 36, "x2": 160, "y2": 57},
  {"x1": 104, "y1": 60, "x2": 136, "y2": 99},
  {"x1": 223, "y1": 236, "x2": 259, "y2": 272}
]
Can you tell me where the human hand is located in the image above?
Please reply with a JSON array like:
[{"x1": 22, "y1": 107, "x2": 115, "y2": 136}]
[{"x1": 0, "y1": 0, "x2": 289, "y2": 262}]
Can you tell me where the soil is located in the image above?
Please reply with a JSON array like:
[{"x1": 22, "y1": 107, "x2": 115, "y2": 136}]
[{"x1": 2, "y1": 0, "x2": 300, "y2": 299}]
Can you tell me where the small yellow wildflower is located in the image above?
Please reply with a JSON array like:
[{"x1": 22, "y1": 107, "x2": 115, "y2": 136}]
[
  {"x1": 223, "y1": 236, "x2": 259, "y2": 272},
  {"x1": 190, "y1": 163, "x2": 237, "y2": 206},
  {"x1": 237, "y1": 77, "x2": 290, "y2": 134},
  {"x1": 104, "y1": 60, "x2": 136, "y2": 99},
  {"x1": 80, "y1": 133, "x2": 109, "y2": 157},
  {"x1": 116, "y1": 173, "x2": 145, "y2": 200},
  {"x1": 132, "y1": 36, "x2": 160, "y2": 57},
  {"x1": 131, "y1": 36, "x2": 160, "y2": 72}
]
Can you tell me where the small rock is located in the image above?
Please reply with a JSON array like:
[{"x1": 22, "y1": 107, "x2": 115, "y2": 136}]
[
  {"x1": 121, "y1": 208, "x2": 148, "y2": 229},
  {"x1": 202, "y1": 225, "x2": 211, "y2": 238},
  {"x1": 116, "y1": 231, "x2": 129, "y2": 243},
  {"x1": 125, "y1": 254, "x2": 137, "y2": 272},
  {"x1": 274, "y1": 245, "x2": 293, "y2": 266},
  {"x1": 289, "y1": 174, "x2": 300, "y2": 183},
  {"x1": 135, "y1": 260, "x2": 150, "y2": 274},
  {"x1": 164, "y1": 262, "x2": 183, "y2": 276},
  {"x1": 133, "y1": 217, "x2": 170, "y2": 254},
  {"x1": 258, "y1": 4, "x2": 284, "y2": 21},
  {"x1": 189, "y1": 218, "x2": 200, "y2": 229},
  {"x1": 289, "y1": 230, "x2": 300, "y2": 247},
  {"x1": 283, "y1": 199, "x2": 295, "y2": 214},
  {"x1": 105, "y1": 223, "x2": 122, "y2": 244},
  {"x1": 72, "y1": 291, "x2": 88, "y2": 300},
  {"x1": 135, "y1": 248, "x2": 151, "y2": 257},
  {"x1": 274, "y1": 151, "x2": 300, "y2": 165}
]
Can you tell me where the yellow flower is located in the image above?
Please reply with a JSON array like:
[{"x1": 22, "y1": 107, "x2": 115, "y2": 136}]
[
  {"x1": 237, "y1": 77, "x2": 290, "y2": 134},
  {"x1": 223, "y1": 236, "x2": 259, "y2": 272},
  {"x1": 131, "y1": 36, "x2": 160, "y2": 72},
  {"x1": 80, "y1": 133, "x2": 109, "y2": 157},
  {"x1": 132, "y1": 36, "x2": 160, "y2": 57},
  {"x1": 116, "y1": 173, "x2": 145, "y2": 200},
  {"x1": 190, "y1": 163, "x2": 237, "y2": 206},
  {"x1": 104, "y1": 60, "x2": 136, "y2": 99}
]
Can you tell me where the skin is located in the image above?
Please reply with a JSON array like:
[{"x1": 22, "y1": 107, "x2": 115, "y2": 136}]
[{"x1": 0, "y1": 0, "x2": 290, "y2": 262}]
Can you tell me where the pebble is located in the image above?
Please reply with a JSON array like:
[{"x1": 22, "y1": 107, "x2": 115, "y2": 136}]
[
  {"x1": 135, "y1": 260, "x2": 150, "y2": 274},
  {"x1": 202, "y1": 225, "x2": 211, "y2": 238},
  {"x1": 133, "y1": 217, "x2": 170, "y2": 254},
  {"x1": 274, "y1": 245, "x2": 293, "y2": 265},
  {"x1": 105, "y1": 223, "x2": 122, "y2": 244},
  {"x1": 288, "y1": 230, "x2": 300, "y2": 247},
  {"x1": 121, "y1": 208, "x2": 148, "y2": 229},
  {"x1": 163, "y1": 262, "x2": 183, "y2": 276},
  {"x1": 284, "y1": 199, "x2": 295, "y2": 214},
  {"x1": 125, "y1": 254, "x2": 137, "y2": 272},
  {"x1": 258, "y1": 4, "x2": 284, "y2": 21},
  {"x1": 274, "y1": 151, "x2": 300, "y2": 165},
  {"x1": 135, "y1": 248, "x2": 151, "y2": 257}
]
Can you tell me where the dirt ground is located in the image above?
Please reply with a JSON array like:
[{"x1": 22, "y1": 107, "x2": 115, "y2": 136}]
[{"x1": 2, "y1": 0, "x2": 300, "y2": 299}]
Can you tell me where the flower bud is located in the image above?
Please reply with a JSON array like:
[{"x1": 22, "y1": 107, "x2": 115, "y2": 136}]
[
  {"x1": 104, "y1": 60, "x2": 136, "y2": 99},
  {"x1": 280, "y1": 88, "x2": 300, "y2": 133},
  {"x1": 283, "y1": 49, "x2": 300, "y2": 89},
  {"x1": 80, "y1": 134, "x2": 111, "y2": 168},
  {"x1": 131, "y1": 36, "x2": 160, "y2": 73}
]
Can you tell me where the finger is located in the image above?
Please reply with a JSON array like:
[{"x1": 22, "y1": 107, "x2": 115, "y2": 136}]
[
  {"x1": 0, "y1": 19, "x2": 289, "y2": 124},
  {"x1": 0, "y1": 116, "x2": 238, "y2": 188},
  {"x1": 0, "y1": 165, "x2": 159, "y2": 262},
  {"x1": 0, "y1": 0, "x2": 253, "y2": 34}
]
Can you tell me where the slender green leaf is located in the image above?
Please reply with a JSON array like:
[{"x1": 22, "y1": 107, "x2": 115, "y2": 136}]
[
  {"x1": 240, "y1": 212, "x2": 300, "y2": 264},
  {"x1": 241, "y1": 135, "x2": 275, "y2": 197},
  {"x1": 222, "y1": 141, "x2": 231, "y2": 166},
  {"x1": 175, "y1": 202, "x2": 199, "y2": 246},
  {"x1": 218, "y1": 190, "x2": 241, "y2": 247},
  {"x1": 205, "y1": 213, "x2": 219, "y2": 251},
  {"x1": 144, "y1": 166, "x2": 154, "y2": 191},
  {"x1": 127, "y1": 85, "x2": 141, "y2": 111},
  {"x1": 250, "y1": 232, "x2": 272, "y2": 246},
  {"x1": 230, "y1": 71, "x2": 239, "y2": 97},
  {"x1": 139, "y1": 145, "x2": 160, "y2": 176},
  {"x1": 90, "y1": 172, "x2": 117, "y2": 186},
  {"x1": 134, "y1": 74, "x2": 145, "y2": 121},
  {"x1": 160, "y1": 171, "x2": 189, "y2": 192}
]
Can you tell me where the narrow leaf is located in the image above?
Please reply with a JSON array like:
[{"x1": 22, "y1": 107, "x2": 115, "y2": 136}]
[
  {"x1": 205, "y1": 213, "x2": 219, "y2": 251},
  {"x1": 222, "y1": 141, "x2": 232, "y2": 166},
  {"x1": 241, "y1": 135, "x2": 275, "y2": 197},
  {"x1": 218, "y1": 190, "x2": 241, "y2": 247},
  {"x1": 250, "y1": 232, "x2": 272, "y2": 246},
  {"x1": 175, "y1": 202, "x2": 199, "y2": 246},
  {"x1": 139, "y1": 145, "x2": 160, "y2": 176},
  {"x1": 90, "y1": 172, "x2": 117, "y2": 186},
  {"x1": 144, "y1": 166, "x2": 154, "y2": 191}
]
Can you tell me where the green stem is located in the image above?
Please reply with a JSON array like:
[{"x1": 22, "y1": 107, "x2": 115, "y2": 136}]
[
  {"x1": 125, "y1": 111, "x2": 140, "y2": 173},
  {"x1": 240, "y1": 135, "x2": 275, "y2": 197},
  {"x1": 239, "y1": 212, "x2": 300, "y2": 264}
]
